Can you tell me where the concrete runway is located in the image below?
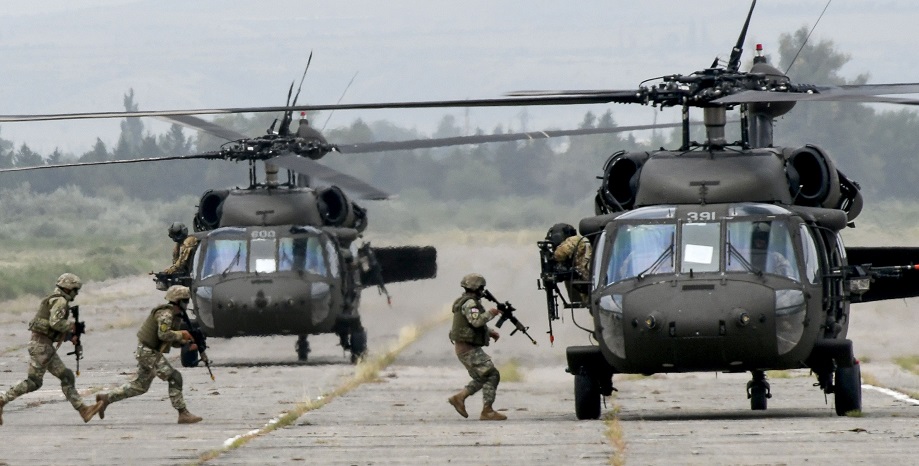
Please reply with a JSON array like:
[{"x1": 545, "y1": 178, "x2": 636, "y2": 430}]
[{"x1": 2, "y1": 241, "x2": 919, "y2": 465}]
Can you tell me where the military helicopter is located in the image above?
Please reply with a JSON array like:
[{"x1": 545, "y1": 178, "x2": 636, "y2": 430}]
[
  {"x1": 525, "y1": 0, "x2": 919, "y2": 418},
  {"x1": 0, "y1": 74, "x2": 683, "y2": 365}
]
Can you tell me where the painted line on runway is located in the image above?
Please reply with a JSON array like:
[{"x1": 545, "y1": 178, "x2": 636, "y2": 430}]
[
  {"x1": 862, "y1": 384, "x2": 919, "y2": 405},
  {"x1": 196, "y1": 309, "x2": 452, "y2": 464}
]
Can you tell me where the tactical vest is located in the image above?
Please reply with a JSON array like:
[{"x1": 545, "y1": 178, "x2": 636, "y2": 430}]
[
  {"x1": 137, "y1": 304, "x2": 177, "y2": 351},
  {"x1": 449, "y1": 293, "x2": 488, "y2": 347},
  {"x1": 28, "y1": 292, "x2": 69, "y2": 341}
]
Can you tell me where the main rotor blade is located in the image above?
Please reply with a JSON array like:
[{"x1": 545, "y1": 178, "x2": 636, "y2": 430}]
[
  {"x1": 715, "y1": 83, "x2": 919, "y2": 105},
  {"x1": 270, "y1": 155, "x2": 392, "y2": 200},
  {"x1": 340, "y1": 122, "x2": 685, "y2": 154},
  {"x1": 158, "y1": 114, "x2": 250, "y2": 141},
  {"x1": 0, "y1": 94, "x2": 640, "y2": 123},
  {"x1": 0, "y1": 153, "x2": 217, "y2": 173}
]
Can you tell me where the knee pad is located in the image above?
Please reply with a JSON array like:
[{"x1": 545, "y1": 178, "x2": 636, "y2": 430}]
[
  {"x1": 27, "y1": 374, "x2": 44, "y2": 391},
  {"x1": 168, "y1": 370, "x2": 183, "y2": 390},
  {"x1": 59, "y1": 369, "x2": 76, "y2": 387}
]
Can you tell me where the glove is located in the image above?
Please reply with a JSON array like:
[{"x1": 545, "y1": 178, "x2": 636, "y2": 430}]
[{"x1": 179, "y1": 330, "x2": 194, "y2": 343}]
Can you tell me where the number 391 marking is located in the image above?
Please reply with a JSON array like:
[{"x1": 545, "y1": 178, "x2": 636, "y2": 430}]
[{"x1": 687, "y1": 212, "x2": 716, "y2": 221}]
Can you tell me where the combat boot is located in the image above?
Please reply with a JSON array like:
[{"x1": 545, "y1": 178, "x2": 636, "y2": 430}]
[
  {"x1": 95, "y1": 394, "x2": 110, "y2": 420},
  {"x1": 79, "y1": 402, "x2": 103, "y2": 423},
  {"x1": 447, "y1": 389, "x2": 470, "y2": 418},
  {"x1": 177, "y1": 409, "x2": 203, "y2": 424},
  {"x1": 480, "y1": 404, "x2": 507, "y2": 421}
]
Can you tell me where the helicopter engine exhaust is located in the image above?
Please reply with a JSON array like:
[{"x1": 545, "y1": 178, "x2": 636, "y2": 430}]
[
  {"x1": 787, "y1": 146, "x2": 840, "y2": 207},
  {"x1": 596, "y1": 151, "x2": 648, "y2": 214},
  {"x1": 195, "y1": 189, "x2": 229, "y2": 231},
  {"x1": 318, "y1": 186, "x2": 367, "y2": 232}
]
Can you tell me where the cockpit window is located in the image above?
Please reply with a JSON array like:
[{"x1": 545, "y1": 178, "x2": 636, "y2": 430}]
[
  {"x1": 606, "y1": 223, "x2": 675, "y2": 284},
  {"x1": 250, "y1": 238, "x2": 277, "y2": 273},
  {"x1": 725, "y1": 220, "x2": 800, "y2": 281},
  {"x1": 279, "y1": 236, "x2": 328, "y2": 276},
  {"x1": 681, "y1": 222, "x2": 721, "y2": 273},
  {"x1": 201, "y1": 238, "x2": 248, "y2": 279}
]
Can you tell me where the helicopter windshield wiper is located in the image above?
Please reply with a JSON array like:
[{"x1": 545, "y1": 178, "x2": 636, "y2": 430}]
[
  {"x1": 221, "y1": 246, "x2": 243, "y2": 277},
  {"x1": 637, "y1": 241, "x2": 674, "y2": 280},
  {"x1": 727, "y1": 241, "x2": 762, "y2": 276}
]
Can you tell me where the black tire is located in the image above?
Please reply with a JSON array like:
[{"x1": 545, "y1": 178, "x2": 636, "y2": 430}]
[
  {"x1": 180, "y1": 343, "x2": 199, "y2": 368},
  {"x1": 350, "y1": 327, "x2": 368, "y2": 364},
  {"x1": 574, "y1": 373, "x2": 601, "y2": 420},
  {"x1": 750, "y1": 384, "x2": 768, "y2": 410},
  {"x1": 296, "y1": 335, "x2": 309, "y2": 362},
  {"x1": 834, "y1": 363, "x2": 862, "y2": 416}
]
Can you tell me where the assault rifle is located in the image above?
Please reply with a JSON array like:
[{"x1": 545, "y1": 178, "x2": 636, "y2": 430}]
[
  {"x1": 151, "y1": 272, "x2": 192, "y2": 291},
  {"x1": 66, "y1": 305, "x2": 86, "y2": 376},
  {"x1": 178, "y1": 308, "x2": 215, "y2": 381},
  {"x1": 537, "y1": 240, "x2": 569, "y2": 345},
  {"x1": 482, "y1": 289, "x2": 537, "y2": 345}
]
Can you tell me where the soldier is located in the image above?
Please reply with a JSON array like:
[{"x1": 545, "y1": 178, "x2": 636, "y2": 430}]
[
  {"x1": 446, "y1": 273, "x2": 507, "y2": 421},
  {"x1": 162, "y1": 222, "x2": 199, "y2": 276},
  {"x1": 548, "y1": 223, "x2": 592, "y2": 303},
  {"x1": 92, "y1": 285, "x2": 203, "y2": 424},
  {"x1": 0, "y1": 273, "x2": 101, "y2": 425}
]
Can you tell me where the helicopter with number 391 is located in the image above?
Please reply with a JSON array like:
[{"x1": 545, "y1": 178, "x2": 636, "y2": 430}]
[{"x1": 525, "y1": 0, "x2": 919, "y2": 419}]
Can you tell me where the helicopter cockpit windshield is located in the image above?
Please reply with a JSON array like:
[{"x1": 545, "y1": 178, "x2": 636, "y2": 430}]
[
  {"x1": 199, "y1": 228, "x2": 330, "y2": 279},
  {"x1": 602, "y1": 204, "x2": 808, "y2": 285}
]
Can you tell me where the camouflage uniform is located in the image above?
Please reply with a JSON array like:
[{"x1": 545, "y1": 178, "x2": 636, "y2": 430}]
[
  {"x1": 1, "y1": 284, "x2": 96, "y2": 424},
  {"x1": 163, "y1": 236, "x2": 199, "y2": 275},
  {"x1": 104, "y1": 304, "x2": 188, "y2": 410},
  {"x1": 450, "y1": 292, "x2": 501, "y2": 407},
  {"x1": 554, "y1": 234, "x2": 592, "y2": 302}
]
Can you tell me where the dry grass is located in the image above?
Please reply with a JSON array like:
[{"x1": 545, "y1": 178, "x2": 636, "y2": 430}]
[
  {"x1": 497, "y1": 358, "x2": 525, "y2": 383},
  {"x1": 602, "y1": 401, "x2": 626, "y2": 466},
  {"x1": 893, "y1": 355, "x2": 919, "y2": 375}
]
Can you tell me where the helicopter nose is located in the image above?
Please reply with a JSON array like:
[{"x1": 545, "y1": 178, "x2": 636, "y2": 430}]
[{"x1": 255, "y1": 290, "x2": 269, "y2": 309}]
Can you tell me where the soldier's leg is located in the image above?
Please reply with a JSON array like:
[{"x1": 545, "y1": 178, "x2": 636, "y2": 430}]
[
  {"x1": 459, "y1": 348, "x2": 496, "y2": 396},
  {"x1": 1, "y1": 343, "x2": 50, "y2": 404},
  {"x1": 154, "y1": 358, "x2": 187, "y2": 411},
  {"x1": 107, "y1": 350, "x2": 158, "y2": 404},
  {"x1": 45, "y1": 352, "x2": 85, "y2": 410}
]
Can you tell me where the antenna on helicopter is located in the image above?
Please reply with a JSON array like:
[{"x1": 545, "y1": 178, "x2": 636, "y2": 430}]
[
  {"x1": 726, "y1": 0, "x2": 756, "y2": 72},
  {"x1": 784, "y1": 0, "x2": 833, "y2": 75},
  {"x1": 280, "y1": 52, "x2": 313, "y2": 137}
]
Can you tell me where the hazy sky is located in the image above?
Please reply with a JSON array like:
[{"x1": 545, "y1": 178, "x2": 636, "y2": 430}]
[{"x1": 1, "y1": 0, "x2": 918, "y2": 154}]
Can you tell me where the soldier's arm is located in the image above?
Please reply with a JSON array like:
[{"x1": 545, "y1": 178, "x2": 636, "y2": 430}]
[
  {"x1": 156, "y1": 309, "x2": 186, "y2": 346},
  {"x1": 462, "y1": 299, "x2": 496, "y2": 328},
  {"x1": 553, "y1": 238, "x2": 574, "y2": 263},
  {"x1": 48, "y1": 297, "x2": 72, "y2": 334},
  {"x1": 164, "y1": 237, "x2": 199, "y2": 274}
]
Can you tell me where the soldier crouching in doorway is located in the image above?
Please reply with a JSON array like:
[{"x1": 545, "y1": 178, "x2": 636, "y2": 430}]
[{"x1": 447, "y1": 273, "x2": 507, "y2": 421}]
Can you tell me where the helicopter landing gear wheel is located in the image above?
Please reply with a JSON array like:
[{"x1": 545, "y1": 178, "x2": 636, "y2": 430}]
[
  {"x1": 296, "y1": 335, "x2": 310, "y2": 362},
  {"x1": 574, "y1": 371, "x2": 601, "y2": 420},
  {"x1": 349, "y1": 326, "x2": 368, "y2": 364},
  {"x1": 180, "y1": 343, "x2": 199, "y2": 368},
  {"x1": 834, "y1": 362, "x2": 862, "y2": 416},
  {"x1": 747, "y1": 370, "x2": 771, "y2": 411}
]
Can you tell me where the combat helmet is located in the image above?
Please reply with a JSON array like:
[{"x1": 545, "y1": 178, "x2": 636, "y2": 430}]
[
  {"x1": 546, "y1": 223, "x2": 577, "y2": 248},
  {"x1": 56, "y1": 273, "x2": 83, "y2": 291},
  {"x1": 168, "y1": 222, "x2": 188, "y2": 241},
  {"x1": 165, "y1": 285, "x2": 191, "y2": 302},
  {"x1": 460, "y1": 273, "x2": 486, "y2": 291}
]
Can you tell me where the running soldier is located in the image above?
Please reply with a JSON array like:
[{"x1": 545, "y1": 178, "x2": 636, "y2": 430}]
[
  {"x1": 92, "y1": 285, "x2": 203, "y2": 424},
  {"x1": 447, "y1": 273, "x2": 507, "y2": 421},
  {"x1": 0, "y1": 273, "x2": 101, "y2": 425}
]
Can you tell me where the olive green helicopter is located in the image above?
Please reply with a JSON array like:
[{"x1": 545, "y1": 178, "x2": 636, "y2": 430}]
[{"x1": 525, "y1": 0, "x2": 919, "y2": 418}]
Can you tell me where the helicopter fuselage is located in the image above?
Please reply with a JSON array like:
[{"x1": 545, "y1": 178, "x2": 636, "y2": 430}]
[
  {"x1": 189, "y1": 224, "x2": 358, "y2": 338},
  {"x1": 590, "y1": 203, "x2": 839, "y2": 374}
]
